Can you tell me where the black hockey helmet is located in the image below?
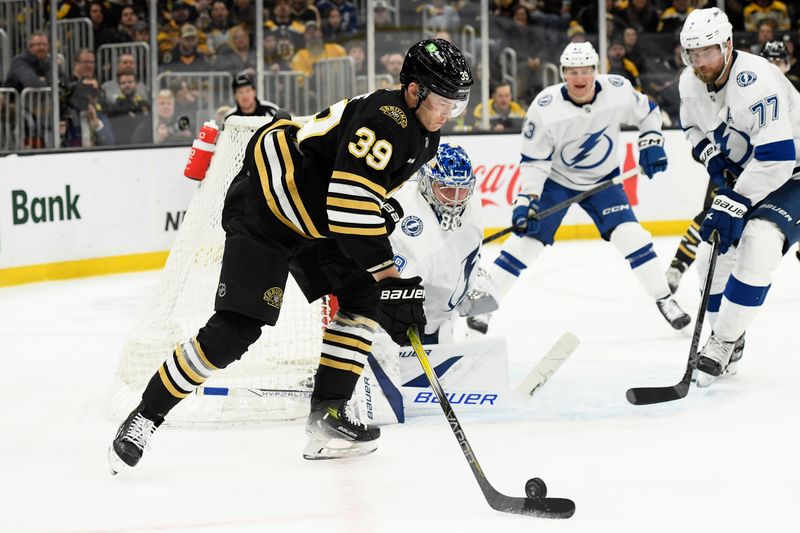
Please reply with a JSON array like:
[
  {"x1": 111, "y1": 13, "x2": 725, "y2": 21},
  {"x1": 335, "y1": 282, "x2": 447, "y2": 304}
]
[
  {"x1": 400, "y1": 39, "x2": 473, "y2": 103},
  {"x1": 760, "y1": 40, "x2": 789, "y2": 63}
]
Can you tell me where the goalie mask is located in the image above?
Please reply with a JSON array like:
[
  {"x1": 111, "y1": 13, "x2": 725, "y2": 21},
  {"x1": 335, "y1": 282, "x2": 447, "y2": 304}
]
[{"x1": 418, "y1": 143, "x2": 475, "y2": 231}]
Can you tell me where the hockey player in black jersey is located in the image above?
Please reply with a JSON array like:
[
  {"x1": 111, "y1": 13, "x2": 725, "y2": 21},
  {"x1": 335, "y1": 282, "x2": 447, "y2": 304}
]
[{"x1": 109, "y1": 38, "x2": 473, "y2": 471}]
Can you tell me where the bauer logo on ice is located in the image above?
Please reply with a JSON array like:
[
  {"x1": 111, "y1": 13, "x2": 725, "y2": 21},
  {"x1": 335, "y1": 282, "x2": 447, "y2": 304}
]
[{"x1": 263, "y1": 287, "x2": 283, "y2": 309}]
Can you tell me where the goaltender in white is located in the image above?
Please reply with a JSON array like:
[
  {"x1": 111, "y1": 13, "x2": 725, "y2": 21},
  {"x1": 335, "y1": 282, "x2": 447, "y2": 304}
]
[{"x1": 350, "y1": 143, "x2": 505, "y2": 424}]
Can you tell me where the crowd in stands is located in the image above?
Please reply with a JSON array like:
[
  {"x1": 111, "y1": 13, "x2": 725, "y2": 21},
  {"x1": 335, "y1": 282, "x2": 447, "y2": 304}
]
[{"x1": 3, "y1": 0, "x2": 800, "y2": 149}]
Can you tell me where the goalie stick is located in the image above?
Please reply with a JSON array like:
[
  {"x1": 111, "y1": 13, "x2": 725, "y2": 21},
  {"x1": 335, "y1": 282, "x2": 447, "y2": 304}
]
[
  {"x1": 516, "y1": 332, "x2": 580, "y2": 400},
  {"x1": 483, "y1": 165, "x2": 642, "y2": 245},
  {"x1": 196, "y1": 387, "x2": 311, "y2": 399},
  {"x1": 407, "y1": 327, "x2": 576, "y2": 519},
  {"x1": 626, "y1": 231, "x2": 720, "y2": 405}
]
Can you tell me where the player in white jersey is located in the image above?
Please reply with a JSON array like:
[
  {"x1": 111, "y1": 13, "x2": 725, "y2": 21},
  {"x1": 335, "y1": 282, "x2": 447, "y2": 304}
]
[
  {"x1": 678, "y1": 8, "x2": 800, "y2": 385},
  {"x1": 467, "y1": 42, "x2": 690, "y2": 335}
]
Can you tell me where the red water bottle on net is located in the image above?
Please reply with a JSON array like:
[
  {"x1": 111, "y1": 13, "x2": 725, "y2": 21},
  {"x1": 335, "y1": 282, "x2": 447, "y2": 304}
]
[{"x1": 184, "y1": 120, "x2": 220, "y2": 181}]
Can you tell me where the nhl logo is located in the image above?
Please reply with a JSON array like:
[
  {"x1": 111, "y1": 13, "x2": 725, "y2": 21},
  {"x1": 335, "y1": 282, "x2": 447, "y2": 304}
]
[
  {"x1": 218, "y1": 282, "x2": 227, "y2": 298},
  {"x1": 264, "y1": 287, "x2": 283, "y2": 309}
]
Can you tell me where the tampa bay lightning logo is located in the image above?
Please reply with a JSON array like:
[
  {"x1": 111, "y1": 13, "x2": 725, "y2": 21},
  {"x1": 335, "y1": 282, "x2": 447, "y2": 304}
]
[
  {"x1": 736, "y1": 71, "x2": 757, "y2": 87},
  {"x1": 560, "y1": 126, "x2": 613, "y2": 169},
  {"x1": 608, "y1": 75, "x2": 624, "y2": 87},
  {"x1": 712, "y1": 122, "x2": 752, "y2": 167},
  {"x1": 393, "y1": 254, "x2": 407, "y2": 272},
  {"x1": 537, "y1": 94, "x2": 552, "y2": 106},
  {"x1": 402, "y1": 216, "x2": 423, "y2": 236}
]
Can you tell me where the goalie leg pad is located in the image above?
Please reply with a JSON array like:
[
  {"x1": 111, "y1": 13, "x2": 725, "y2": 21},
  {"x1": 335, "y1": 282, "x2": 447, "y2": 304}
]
[
  {"x1": 715, "y1": 218, "x2": 783, "y2": 341},
  {"x1": 610, "y1": 222, "x2": 670, "y2": 299}
]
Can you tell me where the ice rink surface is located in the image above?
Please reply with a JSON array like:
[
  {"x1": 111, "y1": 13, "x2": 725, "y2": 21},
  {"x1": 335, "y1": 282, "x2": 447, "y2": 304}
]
[{"x1": 2, "y1": 237, "x2": 799, "y2": 533}]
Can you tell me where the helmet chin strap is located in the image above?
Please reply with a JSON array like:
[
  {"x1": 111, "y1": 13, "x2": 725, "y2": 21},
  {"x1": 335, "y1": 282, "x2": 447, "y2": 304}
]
[{"x1": 411, "y1": 84, "x2": 429, "y2": 112}]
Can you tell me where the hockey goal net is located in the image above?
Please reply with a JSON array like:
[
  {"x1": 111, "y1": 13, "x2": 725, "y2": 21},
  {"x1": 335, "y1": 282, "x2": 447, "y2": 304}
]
[{"x1": 111, "y1": 115, "x2": 324, "y2": 424}]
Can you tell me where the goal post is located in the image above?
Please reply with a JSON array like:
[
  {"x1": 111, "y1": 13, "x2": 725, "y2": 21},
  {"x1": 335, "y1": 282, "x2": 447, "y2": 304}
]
[{"x1": 111, "y1": 115, "x2": 325, "y2": 424}]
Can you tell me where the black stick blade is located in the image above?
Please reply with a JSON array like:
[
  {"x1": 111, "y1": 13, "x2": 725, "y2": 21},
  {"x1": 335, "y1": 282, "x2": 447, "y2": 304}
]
[
  {"x1": 488, "y1": 495, "x2": 576, "y2": 519},
  {"x1": 626, "y1": 382, "x2": 689, "y2": 405}
]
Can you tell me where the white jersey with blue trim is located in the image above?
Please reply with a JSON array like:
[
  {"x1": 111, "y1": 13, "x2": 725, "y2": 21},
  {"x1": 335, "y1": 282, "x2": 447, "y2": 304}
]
[
  {"x1": 388, "y1": 179, "x2": 484, "y2": 336},
  {"x1": 679, "y1": 50, "x2": 800, "y2": 204},
  {"x1": 518, "y1": 74, "x2": 662, "y2": 196}
]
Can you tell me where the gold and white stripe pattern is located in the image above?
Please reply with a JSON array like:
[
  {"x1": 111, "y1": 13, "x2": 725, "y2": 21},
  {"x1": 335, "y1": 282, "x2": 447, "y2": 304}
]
[
  {"x1": 327, "y1": 171, "x2": 388, "y2": 237},
  {"x1": 158, "y1": 338, "x2": 218, "y2": 399},
  {"x1": 255, "y1": 126, "x2": 323, "y2": 239},
  {"x1": 319, "y1": 312, "x2": 378, "y2": 376}
]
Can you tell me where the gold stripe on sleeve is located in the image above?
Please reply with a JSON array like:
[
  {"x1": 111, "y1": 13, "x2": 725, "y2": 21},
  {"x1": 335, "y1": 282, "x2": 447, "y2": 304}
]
[
  {"x1": 277, "y1": 131, "x2": 323, "y2": 238},
  {"x1": 331, "y1": 171, "x2": 387, "y2": 198}
]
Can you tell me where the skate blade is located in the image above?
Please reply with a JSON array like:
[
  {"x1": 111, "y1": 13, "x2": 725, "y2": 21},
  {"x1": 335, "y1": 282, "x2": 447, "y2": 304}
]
[
  {"x1": 302, "y1": 437, "x2": 378, "y2": 460},
  {"x1": 108, "y1": 446, "x2": 128, "y2": 475}
]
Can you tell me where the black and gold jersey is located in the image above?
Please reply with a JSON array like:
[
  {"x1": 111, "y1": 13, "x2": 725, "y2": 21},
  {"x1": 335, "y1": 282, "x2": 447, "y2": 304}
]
[{"x1": 243, "y1": 89, "x2": 439, "y2": 274}]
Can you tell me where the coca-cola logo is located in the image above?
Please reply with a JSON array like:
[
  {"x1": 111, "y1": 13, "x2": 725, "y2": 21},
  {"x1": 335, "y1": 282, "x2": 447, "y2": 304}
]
[{"x1": 473, "y1": 163, "x2": 521, "y2": 208}]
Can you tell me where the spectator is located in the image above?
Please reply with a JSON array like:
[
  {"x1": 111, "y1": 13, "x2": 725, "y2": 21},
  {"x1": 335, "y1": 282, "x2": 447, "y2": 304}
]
[
  {"x1": 620, "y1": 0, "x2": 660, "y2": 34},
  {"x1": 101, "y1": 53, "x2": 148, "y2": 101},
  {"x1": 223, "y1": 71, "x2": 279, "y2": 120},
  {"x1": 61, "y1": 49, "x2": 115, "y2": 147},
  {"x1": 290, "y1": 0, "x2": 321, "y2": 25},
  {"x1": 132, "y1": 89, "x2": 193, "y2": 144},
  {"x1": 347, "y1": 41, "x2": 367, "y2": 77},
  {"x1": 230, "y1": 0, "x2": 255, "y2": 26},
  {"x1": 472, "y1": 82, "x2": 526, "y2": 132},
  {"x1": 263, "y1": 31, "x2": 284, "y2": 71},
  {"x1": 107, "y1": 72, "x2": 150, "y2": 145},
  {"x1": 499, "y1": 4, "x2": 551, "y2": 105},
  {"x1": 743, "y1": 0, "x2": 790, "y2": 32},
  {"x1": 622, "y1": 26, "x2": 647, "y2": 74},
  {"x1": 163, "y1": 24, "x2": 212, "y2": 72},
  {"x1": 418, "y1": 0, "x2": 462, "y2": 33},
  {"x1": 206, "y1": 0, "x2": 233, "y2": 52},
  {"x1": 290, "y1": 20, "x2": 347, "y2": 76},
  {"x1": 169, "y1": 78, "x2": 200, "y2": 126},
  {"x1": 657, "y1": 0, "x2": 693, "y2": 33},
  {"x1": 88, "y1": 1, "x2": 123, "y2": 49},
  {"x1": 760, "y1": 39, "x2": 800, "y2": 92},
  {"x1": 373, "y1": 0, "x2": 397, "y2": 60},
  {"x1": 750, "y1": 20, "x2": 775, "y2": 54},
  {"x1": 132, "y1": 20, "x2": 150, "y2": 44},
  {"x1": 266, "y1": 0, "x2": 306, "y2": 49},
  {"x1": 214, "y1": 104, "x2": 233, "y2": 125},
  {"x1": 567, "y1": 22, "x2": 588, "y2": 43},
  {"x1": 321, "y1": 6, "x2": 354, "y2": 43},
  {"x1": 275, "y1": 33, "x2": 298, "y2": 69},
  {"x1": 3, "y1": 32, "x2": 57, "y2": 93},
  {"x1": 117, "y1": 5, "x2": 139, "y2": 41},
  {"x1": 316, "y1": 0, "x2": 358, "y2": 34},
  {"x1": 607, "y1": 40, "x2": 642, "y2": 91},
  {"x1": 576, "y1": 0, "x2": 626, "y2": 34},
  {"x1": 216, "y1": 24, "x2": 257, "y2": 73},
  {"x1": 159, "y1": 1, "x2": 213, "y2": 58},
  {"x1": 381, "y1": 52, "x2": 404, "y2": 89}
]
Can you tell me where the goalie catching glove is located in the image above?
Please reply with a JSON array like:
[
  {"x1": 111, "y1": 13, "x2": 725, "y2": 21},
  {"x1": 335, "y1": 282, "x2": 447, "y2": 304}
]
[{"x1": 376, "y1": 276, "x2": 427, "y2": 344}]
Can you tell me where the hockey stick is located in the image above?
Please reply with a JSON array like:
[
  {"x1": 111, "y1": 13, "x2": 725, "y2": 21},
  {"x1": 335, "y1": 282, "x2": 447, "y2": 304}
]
[
  {"x1": 482, "y1": 165, "x2": 642, "y2": 245},
  {"x1": 626, "y1": 231, "x2": 720, "y2": 405},
  {"x1": 407, "y1": 327, "x2": 576, "y2": 519},
  {"x1": 515, "y1": 332, "x2": 580, "y2": 400},
  {"x1": 196, "y1": 386, "x2": 311, "y2": 399}
]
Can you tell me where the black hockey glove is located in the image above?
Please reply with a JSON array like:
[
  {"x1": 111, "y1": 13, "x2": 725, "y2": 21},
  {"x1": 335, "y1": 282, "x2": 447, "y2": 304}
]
[
  {"x1": 381, "y1": 197, "x2": 404, "y2": 235},
  {"x1": 376, "y1": 276, "x2": 427, "y2": 345}
]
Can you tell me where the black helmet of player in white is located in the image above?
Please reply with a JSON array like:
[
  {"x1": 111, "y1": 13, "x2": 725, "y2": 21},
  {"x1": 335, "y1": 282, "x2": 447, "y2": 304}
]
[
  {"x1": 418, "y1": 143, "x2": 476, "y2": 231},
  {"x1": 400, "y1": 38, "x2": 474, "y2": 117},
  {"x1": 760, "y1": 40, "x2": 790, "y2": 73}
]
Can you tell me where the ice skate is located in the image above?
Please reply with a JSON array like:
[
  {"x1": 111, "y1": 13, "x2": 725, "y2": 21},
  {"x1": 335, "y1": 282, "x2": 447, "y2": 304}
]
[
  {"x1": 303, "y1": 399, "x2": 380, "y2": 460},
  {"x1": 695, "y1": 332, "x2": 736, "y2": 384},
  {"x1": 666, "y1": 259, "x2": 688, "y2": 294},
  {"x1": 108, "y1": 402, "x2": 162, "y2": 474},
  {"x1": 697, "y1": 333, "x2": 745, "y2": 387},
  {"x1": 656, "y1": 296, "x2": 691, "y2": 330}
]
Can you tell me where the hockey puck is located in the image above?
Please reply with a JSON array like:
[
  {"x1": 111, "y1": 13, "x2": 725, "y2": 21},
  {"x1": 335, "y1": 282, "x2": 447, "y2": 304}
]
[{"x1": 524, "y1": 477, "x2": 547, "y2": 499}]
